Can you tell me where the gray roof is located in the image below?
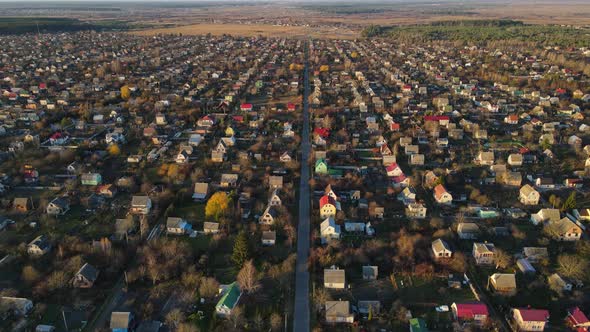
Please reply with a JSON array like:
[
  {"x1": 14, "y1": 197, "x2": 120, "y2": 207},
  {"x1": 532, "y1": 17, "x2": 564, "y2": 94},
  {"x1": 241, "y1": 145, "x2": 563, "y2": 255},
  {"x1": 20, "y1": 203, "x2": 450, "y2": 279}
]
[
  {"x1": 262, "y1": 231, "x2": 276, "y2": 241},
  {"x1": 166, "y1": 217, "x2": 184, "y2": 228},
  {"x1": 432, "y1": 238, "x2": 451, "y2": 253},
  {"x1": 362, "y1": 266, "x2": 378, "y2": 278},
  {"x1": 131, "y1": 195, "x2": 150, "y2": 207},
  {"x1": 325, "y1": 301, "x2": 350, "y2": 316},
  {"x1": 76, "y1": 263, "x2": 99, "y2": 282}
]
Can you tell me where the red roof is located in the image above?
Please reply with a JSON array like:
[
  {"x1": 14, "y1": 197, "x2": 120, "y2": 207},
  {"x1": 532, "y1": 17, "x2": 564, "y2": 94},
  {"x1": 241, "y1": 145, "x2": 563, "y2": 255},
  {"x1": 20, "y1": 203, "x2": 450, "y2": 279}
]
[
  {"x1": 519, "y1": 148, "x2": 530, "y2": 154},
  {"x1": 39, "y1": 83, "x2": 47, "y2": 89},
  {"x1": 386, "y1": 163, "x2": 400, "y2": 172},
  {"x1": 314, "y1": 128, "x2": 330, "y2": 138},
  {"x1": 567, "y1": 307, "x2": 589, "y2": 328},
  {"x1": 319, "y1": 195, "x2": 336, "y2": 208},
  {"x1": 424, "y1": 115, "x2": 450, "y2": 122},
  {"x1": 454, "y1": 302, "x2": 489, "y2": 319},
  {"x1": 390, "y1": 122, "x2": 400, "y2": 131},
  {"x1": 240, "y1": 103, "x2": 253, "y2": 110},
  {"x1": 287, "y1": 103, "x2": 296, "y2": 111},
  {"x1": 392, "y1": 175, "x2": 407, "y2": 183},
  {"x1": 232, "y1": 115, "x2": 244, "y2": 122},
  {"x1": 516, "y1": 308, "x2": 549, "y2": 322}
]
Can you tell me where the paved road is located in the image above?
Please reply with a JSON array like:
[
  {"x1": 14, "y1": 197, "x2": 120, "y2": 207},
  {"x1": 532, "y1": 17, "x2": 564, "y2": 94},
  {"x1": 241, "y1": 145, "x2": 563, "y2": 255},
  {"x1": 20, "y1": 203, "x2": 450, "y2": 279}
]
[{"x1": 293, "y1": 39, "x2": 311, "y2": 332}]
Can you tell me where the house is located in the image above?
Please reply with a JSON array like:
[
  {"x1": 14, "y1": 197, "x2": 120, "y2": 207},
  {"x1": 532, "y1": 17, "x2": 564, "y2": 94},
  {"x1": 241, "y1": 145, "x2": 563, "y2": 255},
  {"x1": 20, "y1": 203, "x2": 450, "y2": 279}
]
[
  {"x1": 220, "y1": 174, "x2": 238, "y2": 188},
  {"x1": 523, "y1": 247, "x2": 549, "y2": 263},
  {"x1": 203, "y1": 222, "x2": 220, "y2": 234},
  {"x1": 406, "y1": 203, "x2": 427, "y2": 218},
  {"x1": 519, "y1": 185, "x2": 540, "y2": 205},
  {"x1": 512, "y1": 308, "x2": 549, "y2": 332},
  {"x1": 362, "y1": 266, "x2": 378, "y2": 280},
  {"x1": 451, "y1": 302, "x2": 489, "y2": 325},
  {"x1": 110, "y1": 311, "x2": 134, "y2": 332},
  {"x1": 166, "y1": 217, "x2": 191, "y2": 235},
  {"x1": 565, "y1": 307, "x2": 590, "y2": 332},
  {"x1": 517, "y1": 258, "x2": 536, "y2": 274},
  {"x1": 46, "y1": 197, "x2": 70, "y2": 215},
  {"x1": 398, "y1": 187, "x2": 417, "y2": 204},
  {"x1": 13, "y1": 197, "x2": 31, "y2": 212},
  {"x1": 531, "y1": 209, "x2": 560, "y2": 225},
  {"x1": 130, "y1": 196, "x2": 151, "y2": 215},
  {"x1": 386, "y1": 163, "x2": 404, "y2": 177},
  {"x1": 175, "y1": 151, "x2": 189, "y2": 164},
  {"x1": 325, "y1": 301, "x2": 354, "y2": 324},
  {"x1": 72, "y1": 263, "x2": 99, "y2": 288},
  {"x1": 259, "y1": 206, "x2": 279, "y2": 225},
  {"x1": 500, "y1": 171, "x2": 522, "y2": 186},
  {"x1": 0, "y1": 297, "x2": 33, "y2": 316},
  {"x1": 409, "y1": 318, "x2": 428, "y2": 332},
  {"x1": 261, "y1": 231, "x2": 276, "y2": 246},
  {"x1": 488, "y1": 273, "x2": 517, "y2": 296},
  {"x1": 269, "y1": 176, "x2": 283, "y2": 189},
  {"x1": 508, "y1": 154, "x2": 523, "y2": 167},
  {"x1": 473, "y1": 242, "x2": 495, "y2": 265},
  {"x1": 457, "y1": 222, "x2": 480, "y2": 240},
  {"x1": 320, "y1": 217, "x2": 341, "y2": 242},
  {"x1": 319, "y1": 195, "x2": 338, "y2": 219},
  {"x1": 280, "y1": 151, "x2": 292, "y2": 163},
  {"x1": 268, "y1": 189, "x2": 282, "y2": 206},
  {"x1": 27, "y1": 235, "x2": 51, "y2": 256},
  {"x1": 97, "y1": 184, "x2": 117, "y2": 198},
  {"x1": 369, "y1": 206, "x2": 385, "y2": 219},
  {"x1": 548, "y1": 273, "x2": 572, "y2": 293},
  {"x1": 192, "y1": 182, "x2": 209, "y2": 201},
  {"x1": 81, "y1": 173, "x2": 102, "y2": 186},
  {"x1": 546, "y1": 217, "x2": 582, "y2": 241},
  {"x1": 324, "y1": 268, "x2": 345, "y2": 289},
  {"x1": 315, "y1": 159, "x2": 328, "y2": 175},
  {"x1": 211, "y1": 151, "x2": 224, "y2": 163},
  {"x1": 432, "y1": 239, "x2": 452, "y2": 259},
  {"x1": 433, "y1": 184, "x2": 452, "y2": 204},
  {"x1": 215, "y1": 282, "x2": 242, "y2": 317},
  {"x1": 476, "y1": 151, "x2": 494, "y2": 165},
  {"x1": 410, "y1": 154, "x2": 425, "y2": 165}
]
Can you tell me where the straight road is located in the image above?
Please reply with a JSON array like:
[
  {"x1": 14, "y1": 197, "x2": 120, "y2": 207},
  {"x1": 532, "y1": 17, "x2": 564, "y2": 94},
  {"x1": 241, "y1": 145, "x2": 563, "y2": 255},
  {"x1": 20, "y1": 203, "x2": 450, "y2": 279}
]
[{"x1": 293, "y1": 39, "x2": 311, "y2": 332}]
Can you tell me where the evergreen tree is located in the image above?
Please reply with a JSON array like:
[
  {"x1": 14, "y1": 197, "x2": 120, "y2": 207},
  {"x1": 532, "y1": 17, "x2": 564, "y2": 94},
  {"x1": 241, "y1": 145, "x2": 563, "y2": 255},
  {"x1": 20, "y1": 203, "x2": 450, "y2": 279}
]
[{"x1": 231, "y1": 231, "x2": 250, "y2": 268}]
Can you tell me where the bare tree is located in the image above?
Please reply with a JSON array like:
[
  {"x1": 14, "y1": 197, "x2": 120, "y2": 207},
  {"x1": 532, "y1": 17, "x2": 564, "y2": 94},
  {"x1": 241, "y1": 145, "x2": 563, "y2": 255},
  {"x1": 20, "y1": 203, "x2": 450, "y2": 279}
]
[
  {"x1": 558, "y1": 254, "x2": 587, "y2": 280},
  {"x1": 198, "y1": 277, "x2": 219, "y2": 298},
  {"x1": 270, "y1": 312, "x2": 282, "y2": 331},
  {"x1": 494, "y1": 248, "x2": 513, "y2": 270},
  {"x1": 237, "y1": 260, "x2": 261, "y2": 293},
  {"x1": 165, "y1": 308, "x2": 184, "y2": 330},
  {"x1": 229, "y1": 306, "x2": 244, "y2": 330}
]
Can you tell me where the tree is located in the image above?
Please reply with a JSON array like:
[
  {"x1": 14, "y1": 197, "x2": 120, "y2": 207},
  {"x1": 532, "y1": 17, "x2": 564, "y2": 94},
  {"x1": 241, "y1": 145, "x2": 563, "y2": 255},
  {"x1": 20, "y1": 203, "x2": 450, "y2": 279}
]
[
  {"x1": 494, "y1": 248, "x2": 512, "y2": 270},
  {"x1": 121, "y1": 85, "x2": 131, "y2": 99},
  {"x1": 558, "y1": 254, "x2": 587, "y2": 280},
  {"x1": 198, "y1": 277, "x2": 219, "y2": 298},
  {"x1": 108, "y1": 144, "x2": 121, "y2": 156},
  {"x1": 205, "y1": 192, "x2": 230, "y2": 221},
  {"x1": 231, "y1": 231, "x2": 250, "y2": 268},
  {"x1": 561, "y1": 192, "x2": 576, "y2": 211},
  {"x1": 22, "y1": 265, "x2": 40, "y2": 284},
  {"x1": 229, "y1": 306, "x2": 244, "y2": 329},
  {"x1": 237, "y1": 260, "x2": 261, "y2": 293},
  {"x1": 549, "y1": 194, "x2": 562, "y2": 209},
  {"x1": 166, "y1": 308, "x2": 184, "y2": 330},
  {"x1": 270, "y1": 313, "x2": 282, "y2": 331}
]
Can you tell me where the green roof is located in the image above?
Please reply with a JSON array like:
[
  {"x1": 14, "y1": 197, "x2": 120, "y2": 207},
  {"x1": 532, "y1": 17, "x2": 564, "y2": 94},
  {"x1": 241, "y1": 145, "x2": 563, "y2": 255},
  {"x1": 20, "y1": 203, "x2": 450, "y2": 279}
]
[
  {"x1": 215, "y1": 282, "x2": 241, "y2": 310},
  {"x1": 409, "y1": 318, "x2": 428, "y2": 332}
]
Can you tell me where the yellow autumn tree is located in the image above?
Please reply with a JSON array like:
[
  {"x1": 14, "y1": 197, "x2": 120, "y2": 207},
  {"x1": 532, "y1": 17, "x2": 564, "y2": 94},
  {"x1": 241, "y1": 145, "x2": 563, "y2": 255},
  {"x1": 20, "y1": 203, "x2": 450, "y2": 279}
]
[
  {"x1": 108, "y1": 144, "x2": 120, "y2": 156},
  {"x1": 319, "y1": 65, "x2": 329, "y2": 72},
  {"x1": 121, "y1": 85, "x2": 131, "y2": 99},
  {"x1": 351, "y1": 51, "x2": 359, "y2": 59},
  {"x1": 166, "y1": 164, "x2": 179, "y2": 179},
  {"x1": 206, "y1": 192, "x2": 230, "y2": 221}
]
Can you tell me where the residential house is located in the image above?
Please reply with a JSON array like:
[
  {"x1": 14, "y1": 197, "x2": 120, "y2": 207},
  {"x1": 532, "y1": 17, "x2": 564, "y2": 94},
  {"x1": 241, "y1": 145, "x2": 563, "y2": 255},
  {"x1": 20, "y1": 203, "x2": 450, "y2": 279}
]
[
  {"x1": 220, "y1": 174, "x2": 238, "y2": 188},
  {"x1": 325, "y1": 301, "x2": 354, "y2": 324},
  {"x1": 517, "y1": 258, "x2": 536, "y2": 275},
  {"x1": 519, "y1": 185, "x2": 540, "y2": 205},
  {"x1": 546, "y1": 217, "x2": 582, "y2": 241},
  {"x1": 320, "y1": 217, "x2": 341, "y2": 242},
  {"x1": 500, "y1": 171, "x2": 522, "y2": 187},
  {"x1": 110, "y1": 312, "x2": 134, "y2": 332},
  {"x1": 473, "y1": 242, "x2": 495, "y2": 265},
  {"x1": 259, "y1": 206, "x2": 279, "y2": 225},
  {"x1": 477, "y1": 151, "x2": 495, "y2": 166},
  {"x1": 531, "y1": 209, "x2": 560, "y2": 225},
  {"x1": 0, "y1": 297, "x2": 33, "y2": 316},
  {"x1": 406, "y1": 203, "x2": 427, "y2": 219},
  {"x1": 268, "y1": 189, "x2": 282, "y2": 206},
  {"x1": 410, "y1": 154, "x2": 425, "y2": 166},
  {"x1": 72, "y1": 263, "x2": 99, "y2": 288},
  {"x1": 432, "y1": 239, "x2": 452, "y2": 259},
  {"x1": 280, "y1": 152, "x2": 292, "y2": 163},
  {"x1": 315, "y1": 159, "x2": 328, "y2": 175},
  {"x1": 488, "y1": 273, "x2": 517, "y2": 296},
  {"x1": 386, "y1": 163, "x2": 404, "y2": 177},
  {"x1": 215, "y1": 282, "x2": 242, "y2": 317},
  {"x1": 97, "y1": 184, "x2": 117, "y2": 198},
  {"x1": 13, "y1": 197, "x2": 31, "y2": 213},
  {"x1": 451, "y1": 302, "x2": 489, "y2": 326},
  {"x1": 166, "y1": 217, "x2": 191, "y2": 235},
  {"x1": 324, "y1": 268, "x2": 345, "y2": 289},
  {"x1": 269, "y1": 176, "x2": 283, "y2": 189},
  {"x1": 512, "y1": 308, "x2": 549, "y2": 332},
  {"x1": 130, "y1": 196, "x2": 151, "y2": 215},
  {"x1": 565, "y1": 307, "x2": 590, "y2": 332},
  {"x1": 433, "y1": 184, "x2": 452, "y2": 204},
  {"x1": 203, "y1": 222, "x2": 220, "y2": 234},
  {"x1": 192, "y1": 182, "x2": 209, "y2": 201},
  {"x1": 261, "y1": 231, "x2": 276, "y2": 246},
  {"x1": 46, "y1": 197, "x2": 70, "y2": 216},
  {"x1": 458, "y1": 223, "x2": 480, "y2": 239},
  {"x1": 522, "y1": 247, "x2": 549, "y2": 263},
  {"x1": 319, "y1": 195, "x2": 338, "y2": 219},
  {"x1": 548, "y1": 273, "x2": 572, "y2": 293},
  {"x1": 362, "y1": 266, "x2": 378, "y2": 280},
  {"x1": 27, "y1": 235, "x2": 51, "y2": 256},
  {"x1": 508, "y1": 154, "x2": 523, "y2": 167}
]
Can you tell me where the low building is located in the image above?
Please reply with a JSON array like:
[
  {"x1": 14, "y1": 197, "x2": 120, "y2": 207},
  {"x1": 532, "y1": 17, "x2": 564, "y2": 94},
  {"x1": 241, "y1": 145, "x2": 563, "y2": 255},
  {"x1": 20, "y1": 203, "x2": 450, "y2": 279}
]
[
  {"x1": 27, "y1": 235, "x2": 51, "y2": 256},
  {"x1": 520, "y1": 185, "x2": 540, "y2": 205},
  {"x1": 362, "y1": 266, "x2": 378, "y2": 280},
  {"x1": 261, "y1": 231, "x2": 276, "y2": 246},
  {"x1": 432, "y1": 239, "x2": 452, "y2": 259},
  {"x1": 215, "y1": 282, "x2": 242, "y2": 317},
  {"x1": 512, "y1": 308, "x2": 549, "y2": 332},
  {"x1": 110, "y1": 311, "x2": 134, "y2": 332},
  {"x1": 325, "y1": 301, "x2": 354, "y2": 324},
  {"x1": 130, "y1": 196, "x2": 151, "y2": 215},
  {"x1": 0, "y1": 297, "x2": 33, "y2": 316},
  {"x1": 166, "y1": 217, "x2": 192, "y2": 235},
  {"x1": 473, "y1": 242, "x2": 495, "y2": 265},
  {"x1": 72, "y1": 263, "x2": 99, "y2": 288},
  {"x1": 488, "y1": 273, "x2": 517, "y2": 296},
  {"x1": 451, "y1": 302, "x2": 489, "y2": 326},
  {"x1": 324, "y1": 268, "x2": 345, "y2": 289}
]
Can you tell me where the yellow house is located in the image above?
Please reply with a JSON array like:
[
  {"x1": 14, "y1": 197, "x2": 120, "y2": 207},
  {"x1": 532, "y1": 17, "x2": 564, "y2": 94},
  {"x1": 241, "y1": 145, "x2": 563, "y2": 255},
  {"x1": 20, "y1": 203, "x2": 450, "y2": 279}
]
[{"x1": 225, "y1": 126, "x2": 235, "y2": 137}]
